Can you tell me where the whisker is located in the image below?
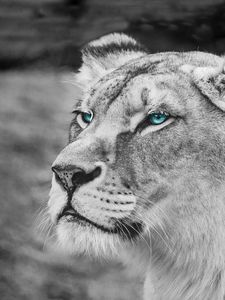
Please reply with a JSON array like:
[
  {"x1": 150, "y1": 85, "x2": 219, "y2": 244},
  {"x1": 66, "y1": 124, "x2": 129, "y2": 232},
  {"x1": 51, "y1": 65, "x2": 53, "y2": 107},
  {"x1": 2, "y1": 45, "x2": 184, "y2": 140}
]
[
  {"x1": 134, "y1": 211, "x2": 172, "y2": 253},
  {"x1": 121, "y1": 218, "x2": 152, "y2": 255},
  {"x1": 43, "y1": 223, "x2": 55, "y2": 251},
  {"x1": 134, "y1": 194, "x2": 171, "y2": 241},
  {"x1": 117, "y1": 220, "x2": 134, "y2": 243}
]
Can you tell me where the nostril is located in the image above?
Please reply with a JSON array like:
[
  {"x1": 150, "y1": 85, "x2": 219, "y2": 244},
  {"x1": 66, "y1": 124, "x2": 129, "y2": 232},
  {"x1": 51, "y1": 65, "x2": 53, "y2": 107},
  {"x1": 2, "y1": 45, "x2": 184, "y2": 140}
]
[
  {"x1": 71, "y1": 169, "x2": 87, "y2": 186},
  {"x1": 51, "y1": 164, "x2": 102, "y2": 191},
  {"x1": 72, "y1": 166, "x2": 102, "y2": 186},
  {"x1": 92, "y1": 166, "x2": 101, "y2": 178},
  {"x1": 88, "y1": 166, "x2": 102, "y2": 182}
]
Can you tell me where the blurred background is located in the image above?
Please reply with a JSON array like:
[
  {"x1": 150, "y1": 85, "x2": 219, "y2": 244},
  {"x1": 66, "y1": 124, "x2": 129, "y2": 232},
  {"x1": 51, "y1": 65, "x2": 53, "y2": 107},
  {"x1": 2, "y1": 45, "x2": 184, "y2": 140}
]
[{"x1": 0, "y1": 0, "x2": 225, "y2": 299}]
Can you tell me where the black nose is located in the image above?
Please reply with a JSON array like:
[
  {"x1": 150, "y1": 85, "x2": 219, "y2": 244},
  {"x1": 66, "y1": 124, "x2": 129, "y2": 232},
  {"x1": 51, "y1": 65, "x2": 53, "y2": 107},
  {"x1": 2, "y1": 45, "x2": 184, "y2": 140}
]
[{"x1": 52, "y1": 164, "x2": 102, "y2": 192}]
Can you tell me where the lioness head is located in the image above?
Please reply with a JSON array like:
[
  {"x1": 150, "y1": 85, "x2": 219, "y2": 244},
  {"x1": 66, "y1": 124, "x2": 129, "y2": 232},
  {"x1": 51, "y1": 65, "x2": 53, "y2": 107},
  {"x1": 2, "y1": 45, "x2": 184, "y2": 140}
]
[{"x1": 48, "y1": 33, "x2": 225, "y2": 260}]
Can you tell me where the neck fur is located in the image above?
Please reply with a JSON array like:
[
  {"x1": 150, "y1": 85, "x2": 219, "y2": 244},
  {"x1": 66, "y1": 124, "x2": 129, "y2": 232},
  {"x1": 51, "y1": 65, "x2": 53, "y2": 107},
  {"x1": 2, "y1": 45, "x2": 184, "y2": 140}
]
[{"x1": 126, "y1": 181, "x2": 225, "y2": 300}]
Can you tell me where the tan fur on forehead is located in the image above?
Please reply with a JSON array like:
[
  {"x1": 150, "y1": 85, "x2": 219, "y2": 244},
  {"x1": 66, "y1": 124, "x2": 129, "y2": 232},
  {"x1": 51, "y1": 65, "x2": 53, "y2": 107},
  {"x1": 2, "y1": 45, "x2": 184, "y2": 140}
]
[{"x1": 125, "y1": 73, "x2": 185, "y2": 112}]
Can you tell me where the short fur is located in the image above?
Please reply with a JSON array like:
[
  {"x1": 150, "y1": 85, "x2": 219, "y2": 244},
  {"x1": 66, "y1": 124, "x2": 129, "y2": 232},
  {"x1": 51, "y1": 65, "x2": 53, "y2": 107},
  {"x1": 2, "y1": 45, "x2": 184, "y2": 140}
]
[{"x1": 48, "y1": 33, "x2": 225, "y2": 299}]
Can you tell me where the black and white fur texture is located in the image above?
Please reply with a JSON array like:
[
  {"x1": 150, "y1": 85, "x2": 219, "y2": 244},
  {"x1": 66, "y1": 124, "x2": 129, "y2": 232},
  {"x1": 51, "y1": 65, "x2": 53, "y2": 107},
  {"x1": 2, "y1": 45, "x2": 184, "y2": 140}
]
[{"x1": 48, "y1": 33, "x2": 225, "y2": 300}]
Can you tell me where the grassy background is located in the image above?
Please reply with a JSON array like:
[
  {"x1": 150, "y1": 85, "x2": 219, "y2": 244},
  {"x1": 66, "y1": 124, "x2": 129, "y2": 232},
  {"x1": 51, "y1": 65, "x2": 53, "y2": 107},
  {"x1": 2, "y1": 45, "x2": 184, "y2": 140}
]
[{"x1": 0, "y1": 71, "x2": 141, "y2": 300}]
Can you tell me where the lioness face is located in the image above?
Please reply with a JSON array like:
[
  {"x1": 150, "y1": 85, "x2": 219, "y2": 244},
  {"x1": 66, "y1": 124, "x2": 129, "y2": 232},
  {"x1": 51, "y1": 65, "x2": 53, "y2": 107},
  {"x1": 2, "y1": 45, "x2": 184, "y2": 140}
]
[{"x1": 48, "y1": 34, "x2": 225, "y2": 258}]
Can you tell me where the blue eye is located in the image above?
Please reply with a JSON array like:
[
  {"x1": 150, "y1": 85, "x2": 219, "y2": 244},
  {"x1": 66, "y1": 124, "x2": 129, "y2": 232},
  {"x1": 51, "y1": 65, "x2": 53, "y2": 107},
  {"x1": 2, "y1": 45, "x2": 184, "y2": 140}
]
[
  {"x1": 148, "y1": 112, "x2": 169, "y2": 125},
  {"x1": 81, "y1": 111, "x2": 93, "y2": 123},
  {"x1": 76, "y1": 110, "x2": 94, "y2": 129}
]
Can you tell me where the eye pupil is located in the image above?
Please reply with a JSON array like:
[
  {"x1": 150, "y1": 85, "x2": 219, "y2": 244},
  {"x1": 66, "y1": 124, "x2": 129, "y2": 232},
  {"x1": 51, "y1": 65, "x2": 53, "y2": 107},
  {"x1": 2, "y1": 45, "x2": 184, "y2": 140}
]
[
  {"x1": 82, "y1": 111, "x2": 93, "y2": 123},
  {"x1": 149, "y1": 112, "x2": 169, "y2": 125}
]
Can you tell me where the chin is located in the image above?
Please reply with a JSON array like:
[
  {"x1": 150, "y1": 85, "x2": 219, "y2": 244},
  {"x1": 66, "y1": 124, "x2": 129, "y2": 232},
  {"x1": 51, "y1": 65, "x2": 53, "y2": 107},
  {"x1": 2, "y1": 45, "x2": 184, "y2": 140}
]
[
  {"x1": 56, "y1": 220, "x2": 124, "y2": 259},
  {"x1": 48, "y1": 176, "x2": 143, "y2": 259}
]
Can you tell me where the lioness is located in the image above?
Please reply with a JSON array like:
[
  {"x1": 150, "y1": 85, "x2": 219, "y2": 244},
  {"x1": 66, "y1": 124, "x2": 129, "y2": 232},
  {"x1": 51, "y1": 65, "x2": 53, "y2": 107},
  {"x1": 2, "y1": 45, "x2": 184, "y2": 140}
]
[{"x1": 48, "y1": 33, "x2": 225, "y2": 299}]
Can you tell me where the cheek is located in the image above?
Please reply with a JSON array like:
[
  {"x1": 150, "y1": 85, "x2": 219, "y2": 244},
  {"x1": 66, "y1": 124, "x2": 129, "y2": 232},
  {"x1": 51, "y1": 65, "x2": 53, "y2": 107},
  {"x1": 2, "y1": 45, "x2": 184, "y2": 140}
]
[
  {"x1": 140, "y1": 128, "x2": 187, "y2": 171},
  {"x1": 116, "y1": 128, "x2": 187, "y2": 188},
  {"x1": 48, "y1": 175, "x2": 67, "y2": 223}
]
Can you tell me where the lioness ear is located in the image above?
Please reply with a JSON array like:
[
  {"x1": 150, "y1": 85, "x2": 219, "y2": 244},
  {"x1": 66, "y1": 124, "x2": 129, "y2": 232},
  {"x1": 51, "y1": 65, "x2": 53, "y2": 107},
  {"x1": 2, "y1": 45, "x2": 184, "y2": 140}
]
[
  {"x1": 181, "y1": 62, "x2": 225, "y2": 111},
  {"x1": 76, "y1": 33, "x2": 147, "y2": 90}
]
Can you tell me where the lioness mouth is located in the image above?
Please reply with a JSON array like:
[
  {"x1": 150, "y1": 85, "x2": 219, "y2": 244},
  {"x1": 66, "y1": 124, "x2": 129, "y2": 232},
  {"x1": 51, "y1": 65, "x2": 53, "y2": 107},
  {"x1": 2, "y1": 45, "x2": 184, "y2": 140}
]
[
  {"x1": 57, "y1": 205, "x2": 142, "y2": 239},
  {"x1": 58, "y1": 204, "x2": 116, "y2": 233}
]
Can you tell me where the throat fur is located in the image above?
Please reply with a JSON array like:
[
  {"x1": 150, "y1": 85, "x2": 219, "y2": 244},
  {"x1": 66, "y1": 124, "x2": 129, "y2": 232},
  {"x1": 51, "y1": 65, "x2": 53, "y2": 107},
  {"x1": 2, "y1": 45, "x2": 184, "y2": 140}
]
[{"x1": 143, "y1": 183, "x2": 225, "y2": 300}]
